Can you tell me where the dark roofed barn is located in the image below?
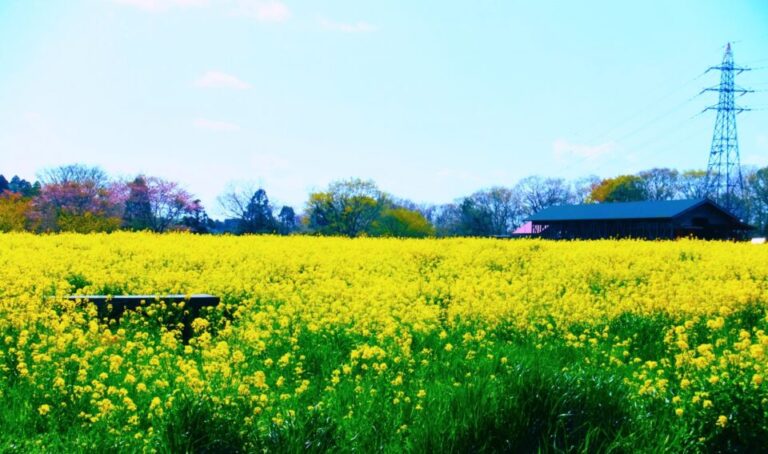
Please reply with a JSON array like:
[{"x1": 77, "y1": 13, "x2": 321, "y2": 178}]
[{"x1": 525, "y1": 198, "x2": 752, "y2": 240}]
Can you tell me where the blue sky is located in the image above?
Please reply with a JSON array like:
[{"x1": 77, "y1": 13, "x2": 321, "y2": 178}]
[{"x1": 1, "y1": 0, "x2": 767, "y2": 215}]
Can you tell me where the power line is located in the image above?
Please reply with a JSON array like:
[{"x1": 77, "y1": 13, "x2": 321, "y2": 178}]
[
  {"x1": 608, "y1": 93, "x2": 702, "y2": 145},
  {"x1": 586, "y1": 125, "x2": 705, "y2": 176},
  {"x1": 574, "y1": 70, "x2": 708, "y2": 147},
  {"x1": 618, "y1": 113, "x2": 702, "y2": 156},
  {"x1": 556, "y1": 91, "x2": 703, "y2": 175}
]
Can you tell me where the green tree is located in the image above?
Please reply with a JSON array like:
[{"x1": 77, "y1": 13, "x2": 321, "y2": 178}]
[
  {"x1": 277, "y1": 206, "x2": 297, "y2": 235},
  {"x1": 457, "y1": 198, "x2": 495, "y2": 236},
  {"x1": 123, "y1": 176, "x2": 153, "y2": 230},
  {"x1": 590, "y1": 175, "x2": 648, "y2": 203},
  {"x1": 181, "y1": 200, "x2": 213, "y2": 234},
  {"x1": 241, "y1": 189, "x2": 277, "y2": 234},
  {"x1": 370, "y1": 208, "x2": 434, "y2": 238},
  {"x1": 8, "y1": 176, "x2": 39, "y2": 197},
  {"x1": 305, "y1": 179, "x2": 384, "y2": 237},
  {"x1": 465, "y1": 187, "x2": 521, "y2": 235},
  {"x1": 56, "y1": 211, "x2": 122, "y2": 233},
  {"x1": 0, "y1": 192, "x2": 33, "y2": 232}
]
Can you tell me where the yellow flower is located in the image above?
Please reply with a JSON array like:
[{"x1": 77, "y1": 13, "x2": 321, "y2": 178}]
[
  {"x1": 191, "y1": 317, "x2": 209, "y2": 332},
  {"x1": 716, "y1": 415, "x2": 728, "y2": 428},
  {"x1": 4, "y1": 232, "x2": 768, "y2": 446},
  {"x1": 295, "y1": 379, "x2": 310, "y2": 395},
  {"x1": 123, "y1": 397, "x2": 137, "y2": 412}
]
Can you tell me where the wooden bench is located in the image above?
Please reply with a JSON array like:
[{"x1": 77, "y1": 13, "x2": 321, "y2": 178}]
[{"x1": 65, "y1": 294, "x2": 220, "y2": 342}]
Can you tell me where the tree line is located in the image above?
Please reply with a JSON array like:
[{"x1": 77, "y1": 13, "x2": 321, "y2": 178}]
[{"x1": 1, "y1": 164, "x2": 767, "y2": 237}]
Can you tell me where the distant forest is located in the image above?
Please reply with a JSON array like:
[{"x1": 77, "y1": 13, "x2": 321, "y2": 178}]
[{"x1": 1, "y1": 164, "x2": 767, "y2": 237}]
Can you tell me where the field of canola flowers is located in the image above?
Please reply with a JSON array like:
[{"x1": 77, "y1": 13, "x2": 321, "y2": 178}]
[{"x1": 1, "y1": 233, "x2": 768, "y2": 452}]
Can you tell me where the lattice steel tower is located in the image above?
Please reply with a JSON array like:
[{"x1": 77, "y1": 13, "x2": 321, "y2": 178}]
[{"x1": 702, "y1": 43, "x2": 752, "y2": 211}]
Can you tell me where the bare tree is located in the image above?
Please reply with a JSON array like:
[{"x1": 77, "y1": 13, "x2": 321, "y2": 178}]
[
  {"x1": 514, "y1": 176, "x2": 573, "y2": 216},
  {"x1": 677, "y1": 170, "x2": 708, "y2": 199},
  {"x1": 36, "y1": 164, "x2": 122, "y2": 232},
  {"x1": 426, "y1": 203, "x2": 460, "y2": 237},
  {"x1": 465, "y1": 187, "x2": 522, "y2": 234},
  {"x1": 217, "y1": 182, "x2": 260, "y2": 220},
  {"x1": 39, "y1": 164, "x2": 109, "y2": 189},
  {"x1": 638, "y1": 168, "x2": 679, "y2": 201},
  {"x1": 573, "y1": 175, "x2": 601, "y2": 204}
]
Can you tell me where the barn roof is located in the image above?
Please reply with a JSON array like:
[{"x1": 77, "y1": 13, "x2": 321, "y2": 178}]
[{"x1": 527, "y1": 198, "x2": 743, "y2": 223}]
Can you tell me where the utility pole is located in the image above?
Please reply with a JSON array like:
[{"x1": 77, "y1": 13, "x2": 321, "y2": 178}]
[{"x1": 702, "y1": 43, "x2": 752, "y2": 212}]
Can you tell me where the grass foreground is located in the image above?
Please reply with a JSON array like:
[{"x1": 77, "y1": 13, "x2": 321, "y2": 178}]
[{"x1": 1, "y1": 233, "x2": 767, "y2": 452}]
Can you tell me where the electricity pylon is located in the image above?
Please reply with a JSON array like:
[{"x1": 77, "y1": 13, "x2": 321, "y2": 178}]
[{"x1": 702, "y1": 43, "x2": 752, "y2": 212}]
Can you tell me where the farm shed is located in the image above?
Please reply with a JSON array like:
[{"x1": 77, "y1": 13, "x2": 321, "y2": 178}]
[{"x1": 524, "y1": 198, "x2": 752, "y2": 240}]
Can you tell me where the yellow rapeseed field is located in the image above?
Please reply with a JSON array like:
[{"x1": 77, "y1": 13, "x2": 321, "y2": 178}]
[{"x1": 1, "y1": 233, "x2": 767, "y2": 451}]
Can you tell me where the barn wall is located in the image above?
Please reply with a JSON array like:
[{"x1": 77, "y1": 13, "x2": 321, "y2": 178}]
[
  {"x1": 674, "y1": 204, "x2": 736, "y2": 227},
  {"x1": 532, "y1": 220, "x2": 674, "y2": 240}
]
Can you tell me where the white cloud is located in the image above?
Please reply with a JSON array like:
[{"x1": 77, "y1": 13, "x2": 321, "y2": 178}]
[
  {"x1": 232, "y1": 0, "x2": 291, "y2": 22},
  {"x1": 112, "y1": 0, "x2": 209, "y2": 12},
  {"x1": 193, "y1": 118, "x2": 241, "y2": 131},
  {"x1": 552, "y1": 138, "x2": 615, "y2": 161},
  {"x1": 319, "y1": 18, "x2": 378, "y2": 33},
  {"x1": 193, "y1": 71, "x2": 251, "y2": 90}
]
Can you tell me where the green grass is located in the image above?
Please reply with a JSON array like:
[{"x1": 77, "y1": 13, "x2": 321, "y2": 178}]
[{"x1": 2, "y1": 307, "x2": 768, "y2": 453}]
